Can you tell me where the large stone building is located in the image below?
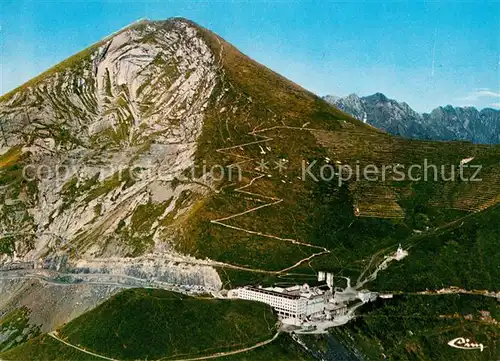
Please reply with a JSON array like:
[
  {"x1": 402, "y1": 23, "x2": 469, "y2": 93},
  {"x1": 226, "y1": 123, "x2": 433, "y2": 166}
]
[{"x1": 230, "y1": 284, "x2": 330, "y2": 320}]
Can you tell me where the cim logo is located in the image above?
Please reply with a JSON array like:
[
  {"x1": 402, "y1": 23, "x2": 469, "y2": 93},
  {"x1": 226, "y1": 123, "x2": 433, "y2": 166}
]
[{"x1": 448, "y1": 337, "x2": 486, "y2": 352}]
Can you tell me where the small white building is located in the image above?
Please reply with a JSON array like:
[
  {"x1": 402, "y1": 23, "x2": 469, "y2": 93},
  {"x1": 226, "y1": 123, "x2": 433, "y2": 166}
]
[{"x1": 394, "y1": 244, "x2": 408, "y2": 261}]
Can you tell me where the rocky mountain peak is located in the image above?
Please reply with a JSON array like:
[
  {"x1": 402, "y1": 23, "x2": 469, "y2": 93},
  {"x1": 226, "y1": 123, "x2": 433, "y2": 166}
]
[
  {"x1": 0, "y1": 17, "x2": 360, "y2": 283},
  {"x1": 0, "y1": 18, "x2": 222, "y2": 267},
  {"x1": 365, "y1": 92, "x2": 388, "y2": 103}
]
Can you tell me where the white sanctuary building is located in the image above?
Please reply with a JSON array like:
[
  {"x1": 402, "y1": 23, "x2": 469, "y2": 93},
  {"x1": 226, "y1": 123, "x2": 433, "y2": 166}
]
[{"x1": 230, "y1": 284, "x2": 329, "y2": 320}]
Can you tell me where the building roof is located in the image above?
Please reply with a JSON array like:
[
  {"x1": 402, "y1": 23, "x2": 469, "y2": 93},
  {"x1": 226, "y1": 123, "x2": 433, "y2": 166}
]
[{"x1": 244, "y1": 286, "x2": 301, "y2": 300}]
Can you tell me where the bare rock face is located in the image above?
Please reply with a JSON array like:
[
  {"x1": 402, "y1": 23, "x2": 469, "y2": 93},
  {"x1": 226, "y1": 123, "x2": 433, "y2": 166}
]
[{"x1": 0, "y1": 19, "x2": 222, "y2": 289}]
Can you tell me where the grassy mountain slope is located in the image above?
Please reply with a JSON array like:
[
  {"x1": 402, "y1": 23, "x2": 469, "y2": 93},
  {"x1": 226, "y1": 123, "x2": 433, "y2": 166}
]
[
  {"x1": 328, "y1": 294, "x2": 499, "y2": 361},
  {"x1": 1, "y1": 333, "x2": 313, "y2": 361},
  {"x1": 371, "y1": 204, "x2": 500, "y2": 292},
  {"x1": 1, "y1": 288, "x2": 280, "y2": 360},
  {"x1": 161, "y1": 19, "x2": 500, "y2": 286},
  {"x1": 0, "y1": 335, "x2": 103, "y2": 361},
  {"x1": 222, "y1": 334, "x2": 314, "y2": 361},
  {"x1": 176, "y1": 74, "x2": 500, "y2": 284}
]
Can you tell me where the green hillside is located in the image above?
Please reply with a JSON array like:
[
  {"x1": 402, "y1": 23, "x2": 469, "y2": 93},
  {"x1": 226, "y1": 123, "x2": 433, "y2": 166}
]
[
  {"x1": 0, "y1": 334, "x2": 103, "y2": 361},
  {"x1": 223, "y1": 334, "x2": 314, "y2": 361},
  {"x1": 59, "y1": 288, "x2": 276, "y2": 359},
  {"x1": 178, "y1": 105, "x2": 500, "y2": 286},
  {"x1": 371, "y1": 204, "x2": 500, "y2": 292},
  {"x1": 2, "y1": 333, "x2": 314, "y2": 361},
  {"x1": 328, "y1": 294, "x2": 499, "y2": 361},
  {"x1": 1, "y1": 288, "x2": 282, "y2": 361},
  {"x1": 168, "y1": 21, "x2": 500, "y2": 285}
]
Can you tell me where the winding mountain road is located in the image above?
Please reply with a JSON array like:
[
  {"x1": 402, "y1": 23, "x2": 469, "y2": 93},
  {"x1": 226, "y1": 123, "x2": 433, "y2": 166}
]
[
  {"x1": 48, "y1": 332, "x2": 118, "y2": 361},
  {"x1": 209, "y1": 125, "x2": 332, "y2": 275}
]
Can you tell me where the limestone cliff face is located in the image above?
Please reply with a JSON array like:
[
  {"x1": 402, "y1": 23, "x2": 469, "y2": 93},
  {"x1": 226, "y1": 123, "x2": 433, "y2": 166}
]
[{"x1": 0, "y1": 19, "x2": 222, "y2": 286}]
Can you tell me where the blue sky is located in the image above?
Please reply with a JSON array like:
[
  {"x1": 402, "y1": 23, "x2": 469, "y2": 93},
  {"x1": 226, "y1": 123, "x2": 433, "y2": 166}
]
[{"x1": 1, "y1": 0, "x2": 499, "y2": 112}]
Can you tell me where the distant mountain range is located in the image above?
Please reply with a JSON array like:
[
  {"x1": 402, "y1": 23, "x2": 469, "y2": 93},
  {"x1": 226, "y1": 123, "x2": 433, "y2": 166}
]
[{"x1": 324, "y1": 93, "x2": 500, "y2": 144}]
